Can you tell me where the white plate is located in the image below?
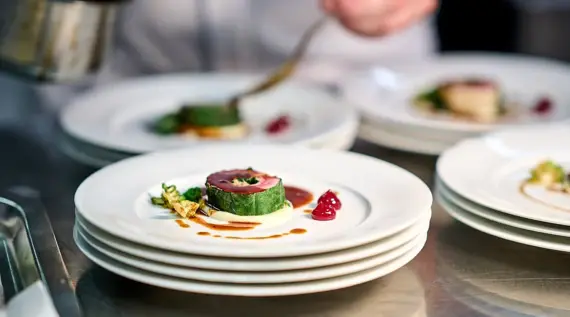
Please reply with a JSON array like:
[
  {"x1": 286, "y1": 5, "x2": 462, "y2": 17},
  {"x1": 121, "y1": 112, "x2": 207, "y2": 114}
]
[
  {"x1": 73, "y1": 228, "x2": 425, "y2": 296},
  {"x1": 436, "y1": 190, "x2": 570, "y2": 252},
  {"x1": 75, "y1": 211, "x2": 430, "y2": 271},
  {"x1": 340, "y1": 53, "x2": 570, "y2": 137},
  {"x1": 60, "y1": 117, "x2": 360, "y2": 168},
  {"x1": 437, "y1": 124, "x2": 570, "y2": 226},
  {"x1": 436, "y1": 178, "x2": 570, "y2": 237},
  {"x1": 77, "y1": 223, "x2": 426, "y2": 284},
  {"x1": 358, "y1": 122, "x2": 448, "y2": 155},
  {"x1": 61, "y1": 73, "x2": 359, "y2": 153},
  {"x1": 74, "y1": 145, "x2": 432, "y2": 257}
]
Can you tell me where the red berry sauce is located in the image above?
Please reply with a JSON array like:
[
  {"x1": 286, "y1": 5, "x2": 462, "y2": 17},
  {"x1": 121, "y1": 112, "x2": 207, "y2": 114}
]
[
  {"x1": 533, "y1": 97, "x2": 553, "y2": 115},
  {"x1": 312, "y1": 190, "x2": 341, "y2": 221},
  {"x1": 317, "y1": 190, "x2": 342, "y2": 210},
  {"x1": 311, "y1": 204, "x2": 336, "y2": 221},
  {"x1": 265, "y1": 115, "x2": 290, "y2": 134}
]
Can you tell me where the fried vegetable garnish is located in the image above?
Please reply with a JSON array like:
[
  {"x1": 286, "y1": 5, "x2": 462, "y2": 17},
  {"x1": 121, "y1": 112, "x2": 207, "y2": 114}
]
[
  {"x1": 150, "y1": 184, "x2": 202, "y2": 218},
  {"x1": 528, "y1": 160, "x2": 566, "y2": 186}
]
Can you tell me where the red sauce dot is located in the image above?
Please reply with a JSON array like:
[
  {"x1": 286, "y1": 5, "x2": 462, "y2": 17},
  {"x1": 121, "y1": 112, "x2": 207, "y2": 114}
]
[
  {"x1": 312, "y1": 203, "x2": 336, "y2": 221},
  {"x1": 265, "y1": 115, "x2": 290, "y2": 134},
  {"x1": 533, "y1": 97, "x2": 553, "y2": 115},
  {"x1": 317, "y1": 190, "x2": 342, "y2": 211}
]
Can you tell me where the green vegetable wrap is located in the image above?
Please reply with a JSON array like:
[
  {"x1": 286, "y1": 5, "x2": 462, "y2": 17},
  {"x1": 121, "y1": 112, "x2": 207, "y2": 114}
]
[{"x1": 206, "y1": 169, "x2": 286, "y2": 216}]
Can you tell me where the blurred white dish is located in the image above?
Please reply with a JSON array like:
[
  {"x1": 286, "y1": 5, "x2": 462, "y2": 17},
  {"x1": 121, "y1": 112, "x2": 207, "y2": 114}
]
[
  {"x1": 61, "y1": 73, "x2": 358, "y2": 153},
  {"x1": 340, "y1": 54, "x2": 570, "y2": 140},
  {"x1": 437, "y1": 124, "x2": 570, "y2": 226},
  {"x1": 436, "y1": 178, "x2": 570, "y2": 237},
  {"x1": 359, "y1": 121, "x2": 447, "y2": 155},
  {"x1": 436, "y1": 190, "x2": 570, "y2": 253}
]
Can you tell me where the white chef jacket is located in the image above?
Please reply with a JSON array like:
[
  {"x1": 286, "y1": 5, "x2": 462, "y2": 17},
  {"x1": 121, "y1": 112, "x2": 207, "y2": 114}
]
[{"x1": 35, "y1": 0, "x2": 437, "y2": 111}]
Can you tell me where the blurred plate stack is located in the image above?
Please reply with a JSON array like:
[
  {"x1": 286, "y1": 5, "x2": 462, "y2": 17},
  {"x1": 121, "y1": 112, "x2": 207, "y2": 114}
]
[
  {"x1": 58, "y1": 73, "x2": 360, "y2": 167},
  {"x1": 435, "y1": 124, "x2": 570, "y2": 252},
  {"x1": 339, "y1": 54, "x2": 570, "y2": 155}
]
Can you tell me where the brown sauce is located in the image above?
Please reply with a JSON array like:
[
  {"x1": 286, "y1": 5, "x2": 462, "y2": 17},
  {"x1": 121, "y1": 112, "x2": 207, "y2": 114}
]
[
  {"x1": 189, "y1": 215, "x2": 255, "y2": 231},
  {"x1": 197, "y1": 231, "x2": 210, "y2": 236},
  {"x1": 290, "y1": 228, "x2": 307, "y2": 234},
  {"x1": 284, "y1": 186, "x2": 313, "y2": 208},
  {"x1": 225, "y1": 234, "x2": 284, "y2": 240},
  {"x1": 304, "y1": 209, "x2": 313, "y2": 214},
  {"x1": 229, "y1": 221, "x2": 261, "y2": 226},
  {"x1": 175, "y1": 219, "x2": 189, "y2": 228},
  {"x1": 213, "y1": 235, "x2": 221, "y2": 238},
  {"x1": 519, "y1": 182, "x2": 570, "y2": 212}
]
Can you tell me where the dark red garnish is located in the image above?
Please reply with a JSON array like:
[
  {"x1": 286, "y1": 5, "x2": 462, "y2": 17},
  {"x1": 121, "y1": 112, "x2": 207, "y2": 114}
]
[
  {"x1": 311, "y1": 203, "x2": 336, "y2": 221},
  {"x1": 317, "y1": 190, "x2": 342, "y2": 211},
  {"x1": 265, "y1": 115, "x2": 290, "y2": 134},
  {"x1": 533, "y1": 97, "x2": 553, "y2": 115}
]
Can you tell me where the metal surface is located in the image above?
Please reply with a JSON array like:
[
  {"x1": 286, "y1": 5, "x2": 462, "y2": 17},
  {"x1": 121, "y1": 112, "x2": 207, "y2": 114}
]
[
  {"x1": 0, "y1": 0, "x2": 120, "y2": 82},
  {"x1": 2, "y1": 77, "x2": 570, "y2": 317},
  {"x1": 0, "y1": 189, "x2": 82, "y2": 316}
]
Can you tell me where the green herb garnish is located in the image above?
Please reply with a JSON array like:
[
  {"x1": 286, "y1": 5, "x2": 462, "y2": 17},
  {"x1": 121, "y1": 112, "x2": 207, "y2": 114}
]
[
  {"x1": 182, "y1": 187, "x2": 203, "y2": 203},
  {"x1": 415, "y1": 88, "x2": 447, "y2": 110}
]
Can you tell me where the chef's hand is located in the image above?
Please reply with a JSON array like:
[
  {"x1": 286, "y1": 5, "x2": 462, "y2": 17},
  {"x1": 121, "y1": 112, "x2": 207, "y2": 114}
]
[{"x1": 320, "y1": 0, "x2": 437, "y2": 37}]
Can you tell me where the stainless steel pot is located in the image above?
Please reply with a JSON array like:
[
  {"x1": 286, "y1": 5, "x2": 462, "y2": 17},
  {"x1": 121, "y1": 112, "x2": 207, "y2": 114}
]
[{"x1": 0, "y1": 0, "x2": 124, "y2": 83}]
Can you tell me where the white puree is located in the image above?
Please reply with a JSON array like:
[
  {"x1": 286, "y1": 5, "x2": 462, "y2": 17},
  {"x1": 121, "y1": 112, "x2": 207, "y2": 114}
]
[{"x1": 201, "y1": 201, "x2": 294, "y2": 229}]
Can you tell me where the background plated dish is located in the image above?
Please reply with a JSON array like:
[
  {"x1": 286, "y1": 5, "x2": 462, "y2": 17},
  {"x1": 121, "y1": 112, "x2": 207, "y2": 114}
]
[
  {"x1": 61, "y1": 73, "x2": 359, "y2": 154},
  {"x1": 437, "y1": 124, "x2": 570, "y2": 225},
  {"x1": 339, "y1": 53, "x2": 570, "y2": 154}
]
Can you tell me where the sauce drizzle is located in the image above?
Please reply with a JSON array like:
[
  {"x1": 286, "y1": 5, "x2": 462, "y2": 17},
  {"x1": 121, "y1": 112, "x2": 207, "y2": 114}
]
[
  {"x1": 175, "y1": 219, "x2": 189, "y2": 228},
  {"x1": 519, "y1": 182, "x2": 570, "y2": 212},
  {"x1": 189, "y1": 215, "x2": 256, "y2": 231},
  {"x1": 284, "y1": 186, "x2": 313, "y2": 208}
]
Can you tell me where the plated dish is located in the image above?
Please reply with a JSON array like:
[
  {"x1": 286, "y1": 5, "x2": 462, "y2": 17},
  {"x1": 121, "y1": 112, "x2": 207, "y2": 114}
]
[
  {"x1": 74, "y1": 145, "x2": 432, "y2": 257},
  {"x1": 61, "y1": 73, "x2": 358, "y2": 153},
  {"x1": 340, "y1": 54, "x2": 570, "y2": 135},
  {"x1": 413, "y1": 78, "x2": 552, "y2": 123},
  {"x1": 437, "y1": 124, "x2": 570, "y2": 225},
  {"x1": 149, "y1": 167, "x2": 343, "y2": 239},
  {"x1": 151, "y1": 102, "x2": 291, "y2": 139}
]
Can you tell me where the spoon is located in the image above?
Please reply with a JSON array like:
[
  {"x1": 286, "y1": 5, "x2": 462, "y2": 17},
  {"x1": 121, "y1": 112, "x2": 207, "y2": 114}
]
[{"x1": 227, "y1": 17, "x2": 328, "y2": 108}]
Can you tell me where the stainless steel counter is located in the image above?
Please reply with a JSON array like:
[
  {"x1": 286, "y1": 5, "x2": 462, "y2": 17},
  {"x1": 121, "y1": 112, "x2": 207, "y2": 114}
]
[{"x1": 2, "y1": 77, "x2": 570, "y2": 317}]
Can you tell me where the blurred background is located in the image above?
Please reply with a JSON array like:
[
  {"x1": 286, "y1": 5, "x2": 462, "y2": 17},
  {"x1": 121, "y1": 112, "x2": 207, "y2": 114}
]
[{"x1": 1, "y1": 0, "x2": 570, "y2": 113}]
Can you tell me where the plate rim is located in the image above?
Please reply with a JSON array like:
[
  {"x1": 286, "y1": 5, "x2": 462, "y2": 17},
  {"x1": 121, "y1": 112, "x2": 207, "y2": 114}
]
[
  {"x1": 436, "y1": 178, "x2": 570, "y2": 237},
  {"x1": 76, "y1": 223, "x2": 427, "y2": 284},
  {"x1": 75, "y1": 210, "x2": 430, "y2": 271},
  {"x1": 73, "y1": 227, "x2": 426, "y2": 296},
  {"x1": 436, "y1": 190, "x2": 570, "y2": 252}
]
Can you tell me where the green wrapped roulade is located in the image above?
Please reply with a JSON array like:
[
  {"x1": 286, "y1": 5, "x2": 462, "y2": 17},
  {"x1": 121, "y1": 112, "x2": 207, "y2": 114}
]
[{"x1": 206, "y1": 168, "x2": 286, "y2": 216}]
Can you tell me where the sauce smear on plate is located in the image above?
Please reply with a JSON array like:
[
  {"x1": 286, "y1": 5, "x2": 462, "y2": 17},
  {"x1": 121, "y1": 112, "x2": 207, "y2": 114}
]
[{"x1": 284, "y1": 186, "x2": 313, "y2": 208}]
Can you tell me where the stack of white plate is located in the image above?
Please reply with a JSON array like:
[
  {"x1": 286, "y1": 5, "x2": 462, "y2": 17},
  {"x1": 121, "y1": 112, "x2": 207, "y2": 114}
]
[
  {"x1": 339, "y1": 54, "x2": 570, "y2": 155},
  {"x1": 59, "y1": 73, "x2": 359, "y2": 167},
  {"x1": 73, "y1": 145, "x2": 432, "y2": 296},
  {"x1": 436, "y1": 124, "x2": 570, "y2": 252}
]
